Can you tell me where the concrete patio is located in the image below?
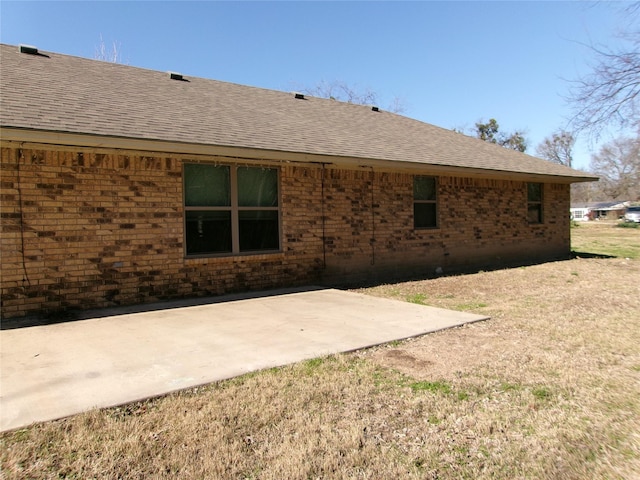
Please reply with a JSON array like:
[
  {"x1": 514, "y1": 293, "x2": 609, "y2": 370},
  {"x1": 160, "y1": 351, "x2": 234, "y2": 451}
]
[{"x1": 0, "y1": 287, "x2": 489, "y2": 432}]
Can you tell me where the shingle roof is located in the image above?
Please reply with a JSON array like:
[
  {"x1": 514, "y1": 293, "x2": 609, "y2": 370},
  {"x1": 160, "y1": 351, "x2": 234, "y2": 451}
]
[
  {"x1": 1, "y1": 44, "x2": 596, "y2": 181},
  {"x1": 571, "y1": 201, "x2": 628, "y2": 210}
]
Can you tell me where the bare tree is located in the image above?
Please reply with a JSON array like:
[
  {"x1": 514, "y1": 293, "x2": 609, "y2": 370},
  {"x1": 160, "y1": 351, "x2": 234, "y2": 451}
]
[
  {"x1": 589, "y1": 136, "x2": 640, "y2": 200},
  {"x1": 536, "y1": 130, "x2": 576, "y2": 167},
  {"x1": 571, "y1": 181, "x2": 600, "y2": 203},
  {"x1": 567, "y1": 3, "x2": 640, "y2": 138},
  {"x1": 94, "y1": 34, "x2": 124, "y2": 63},
  {"x1": 298, "y1": 80, "x2": 406, "y2": 114}
]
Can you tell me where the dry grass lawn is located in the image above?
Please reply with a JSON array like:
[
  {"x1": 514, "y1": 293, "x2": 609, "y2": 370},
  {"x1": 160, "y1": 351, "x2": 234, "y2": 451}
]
[{"x1": 2, "y1": 222, "x2": 639, "y2": 479}]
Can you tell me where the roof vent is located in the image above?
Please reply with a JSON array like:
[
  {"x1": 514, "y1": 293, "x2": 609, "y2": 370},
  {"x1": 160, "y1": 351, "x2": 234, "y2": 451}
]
[
  {"x1": 19, "y1": 44, "x2": 39, "y2": 55},
  {"x1": 294, "y1": 92, "x2": 305, "y2": 100},
  {"x1": 168, "y1": 71, "x2": 186, "y2": 81},
  {"x1": 371, "y1": 106, "x2": 380, "y2": 112}
]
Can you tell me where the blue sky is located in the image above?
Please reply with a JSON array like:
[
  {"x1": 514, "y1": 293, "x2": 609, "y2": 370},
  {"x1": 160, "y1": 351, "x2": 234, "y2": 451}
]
[{"x1": 0, "y1": 1, "x2": 631, "y2": 170}]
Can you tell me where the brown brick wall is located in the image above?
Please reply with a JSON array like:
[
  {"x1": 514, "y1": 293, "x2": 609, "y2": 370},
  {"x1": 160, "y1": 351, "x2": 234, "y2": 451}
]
[
  {"x1": 317, "y1": 169, "x2": 570, "y2": 283},
  {"x1": 1, "y1": 144, "x2": 570, "y2": 318}
]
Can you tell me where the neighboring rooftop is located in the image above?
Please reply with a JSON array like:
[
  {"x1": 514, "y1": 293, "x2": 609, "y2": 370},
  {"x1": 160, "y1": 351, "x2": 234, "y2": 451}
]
[
  {"x1": 0, "y1": 44, "x2": 597, "y2": 182},
  {"x1": 571, "y1": 201, "x2": 629, "y2": 210}
]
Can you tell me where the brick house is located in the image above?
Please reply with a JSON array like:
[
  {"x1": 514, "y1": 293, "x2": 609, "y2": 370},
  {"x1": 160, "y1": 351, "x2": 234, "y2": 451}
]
[
  {"x1": 0, "y1": 44, "x2": 597, "y2": 318},
  {"x1": 570, "y1": 201, "x2": 628, "y2": 221}
]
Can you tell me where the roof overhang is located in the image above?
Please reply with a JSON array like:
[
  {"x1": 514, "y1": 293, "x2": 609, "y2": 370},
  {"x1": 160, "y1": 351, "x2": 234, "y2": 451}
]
[{"x1": 0, "y1": 127, "x2": 599, "y2": 184}]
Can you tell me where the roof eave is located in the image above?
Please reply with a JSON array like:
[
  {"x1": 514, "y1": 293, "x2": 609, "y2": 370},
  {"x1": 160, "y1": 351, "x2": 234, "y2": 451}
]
[{"x1": 0, "y1": 127, "x2": 599, "y2": 184}]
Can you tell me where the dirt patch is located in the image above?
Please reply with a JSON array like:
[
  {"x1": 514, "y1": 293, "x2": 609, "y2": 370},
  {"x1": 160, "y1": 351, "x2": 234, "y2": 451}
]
[
  {"x1": 379, "y1": 348, "x2": 434, "y2": 370},
  {"x1": 372, "y1": 323, "x2": 514, "y2": 379}
]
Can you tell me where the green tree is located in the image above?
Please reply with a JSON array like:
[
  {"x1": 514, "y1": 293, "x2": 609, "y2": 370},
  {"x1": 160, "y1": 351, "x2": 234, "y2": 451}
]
[
  {"x1": 474, "y1": 118, "x2": 528, "y2": 152},
  {"x1": 536, "y1": 130, "x2": 576, "y2": 167}
]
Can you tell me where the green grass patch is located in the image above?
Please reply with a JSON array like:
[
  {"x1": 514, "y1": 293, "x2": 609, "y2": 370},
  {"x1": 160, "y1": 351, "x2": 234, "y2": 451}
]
[
  {"x1": 500, "y1": 382, "x2": 522, "y2": 392},
  {"x1": 571, "y1": 224, "x2": 640, "y2": 259},
  {"x1": 300, "y1": 356, "x2": 339, "y2": 375},
  {"x1": 372, "y1": 366, "x2": 407, "y2": 389},
  {"x1": 427, "y1": 415, "x2": 442, "y2": 425},
  {"x1": 598, "y1": 245, "x2": 639, "y2": 259},
  {"x1": 532, "y1": 386, "x2": 552, "y2": 401},
  {"x1": 457, "y1": 391, "x2": 470, "y2": 401},
  {"x1": 617, "y1": 222, "x2": 639, "y2": 229},
  {"x1": 303, "y1": 358, "x2": 325, "y2": 369},
  {"x1": 406, "y1": 293, "x2": 428, "y2": 305},
  {"x1": 410, "y1": 380, "x2": 452, "y2": 395}
]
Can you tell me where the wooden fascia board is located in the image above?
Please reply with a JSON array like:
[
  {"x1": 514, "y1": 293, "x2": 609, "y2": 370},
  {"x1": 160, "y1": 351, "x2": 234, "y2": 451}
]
[{"x1": 1, "y1": 127, "x2": 599, "y2": 184}]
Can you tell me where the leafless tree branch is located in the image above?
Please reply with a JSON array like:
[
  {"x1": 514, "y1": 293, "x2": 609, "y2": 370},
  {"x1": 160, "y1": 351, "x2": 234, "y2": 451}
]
[
  {"x1": 566, "y1": 5, "x2": 640, "y2": 139},
  {"x1": 94, "y1": 34, "x2": 124, "y2": 64},
  {"x1": 297, "y1": 80, "x2": 406, "y2": 113}
]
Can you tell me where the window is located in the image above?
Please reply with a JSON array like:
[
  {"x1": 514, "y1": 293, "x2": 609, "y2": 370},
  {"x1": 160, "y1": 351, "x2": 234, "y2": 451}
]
[
  {"x1": 572, "y1": 209, "x2": 585, "y2": 220},
  {"x1": 527, "y1": 182, "x2": 543, "y2": 224},
  {"x1": 184, "y1": 164, "x2": 280, "y2": 256},
  {"x1": 414, "y1": 176, "x2": 438, "y2": 228}
]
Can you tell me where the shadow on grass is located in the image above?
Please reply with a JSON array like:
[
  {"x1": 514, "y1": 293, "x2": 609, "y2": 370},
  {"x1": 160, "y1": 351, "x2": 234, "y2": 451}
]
[
  {"x1": 331, "y1": 254, "x2": 582, "y2": 290},
  {"x1": 571, "y1": 251, "x2": 617, "y2": 259}
]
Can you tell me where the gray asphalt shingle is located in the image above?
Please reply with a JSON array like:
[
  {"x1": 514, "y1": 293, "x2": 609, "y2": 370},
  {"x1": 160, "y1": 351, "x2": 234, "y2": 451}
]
[{"x1": 1, "y1": 44, "x2": 595, "y2": 181}]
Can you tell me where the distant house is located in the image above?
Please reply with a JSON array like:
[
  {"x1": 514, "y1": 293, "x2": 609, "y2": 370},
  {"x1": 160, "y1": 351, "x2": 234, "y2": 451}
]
[
  {"x1": 570, "y1": 206, "x2": 591, "y2": 222},
  {"x1": 0, "y1": 44, "x2": 598, "y2": 318},
  {"x1": 570, "y1": 202, "x2": 628, "y2": 221}
]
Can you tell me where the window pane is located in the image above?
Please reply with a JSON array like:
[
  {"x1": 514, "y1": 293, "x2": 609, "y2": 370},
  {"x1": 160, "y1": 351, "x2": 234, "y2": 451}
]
[
  {"x1": 414, "y1": 203, "x2": 437, "y2": 228},
  {"x1": 238, "y1": 167, "x2": 278, "y2": 207},
  {"x1": 414, "y1": 176, "x2": 436, "y2": 201},
  {"x1": 184, "y1": 164, "x2": 230, "y2": 206},
  {"x1": 185, "y1": 210, "x2": 232, "y2": 254},
  {"x1": 527, "y1": 182, "x2": 542, "y2": 202},
  {"x1": 528, "y1": 205, "x2": 542, "y2": 224},
  {"x1": 238, "y1": 210, "x2": 279, "y2": 251}
]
